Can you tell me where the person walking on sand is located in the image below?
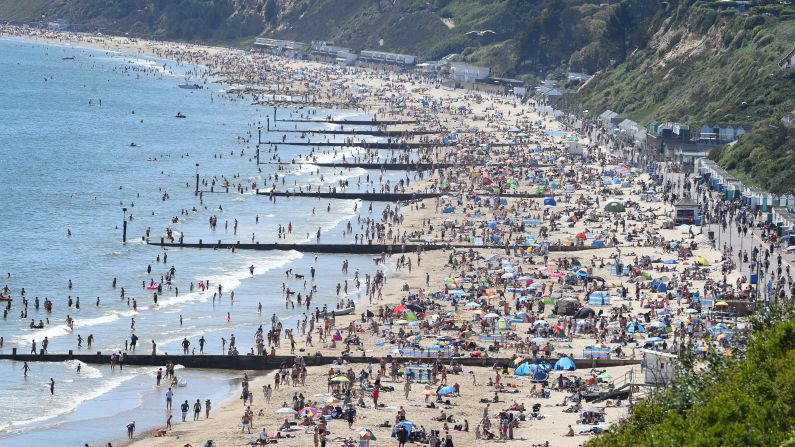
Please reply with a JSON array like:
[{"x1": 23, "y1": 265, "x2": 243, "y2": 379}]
[
  {"x1": 193, "y1": 399, "x2": 201, "y2": 420},
  {"x1": 205, "y1": 399, "x2": 211, "y2": 418},
  {"x1": 126, "y1": 421, "x2": 135, "y2": 439},
  {"x1": 181, "y1": 400, "x2": 189, "y2": 422},
  {"x1": 241, "y1": 412, "x2": 252, "y2": 433},
  {"x1": 396, "y1": 424, "x2": 408, "y2": 447},
  {"x1": 165, "y1": 387, "x2": 174, "y2": 410}
]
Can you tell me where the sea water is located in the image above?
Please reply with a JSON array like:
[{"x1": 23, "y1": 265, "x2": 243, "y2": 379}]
[{"x1": 0, "y1": 38, "x2": 406, "y2": 445}]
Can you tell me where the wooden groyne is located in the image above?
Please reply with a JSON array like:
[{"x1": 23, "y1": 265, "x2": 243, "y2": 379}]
[
  {"x1": 269, "y1": 129, "x2": 439, "y2": 137},
  {"x1": 259, "y1": 141, "x2": 510, "y2": 150},
  {"x1": 260, "y1": 162, "x2": 455, "y2": 171},
  {"x1": 255, "y1": 190, "x2": 545, "y2": 201},
  {"x1": 145, "y1": 239, "x2": 597, "y2": 254},
  {"x1": 147, "y1": 241, "x2": 440, "y2": 254},
  {"x1": 0, "y1": 350, "x2": 639, "y2": 370},
  {"x1": 275, "y1": 118, "x2": 418, "y2": 125}
]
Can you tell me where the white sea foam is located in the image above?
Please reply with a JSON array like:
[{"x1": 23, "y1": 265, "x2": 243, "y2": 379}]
[
  {"x1": 153, "y1": 250, "x2": 303, "y2": 310},
  {"x1": 12, "y1": 310, "x2": 138, "y2": 346},
  {"x1": 10, "y1": 369, "x2": 148, "y2": 428}
]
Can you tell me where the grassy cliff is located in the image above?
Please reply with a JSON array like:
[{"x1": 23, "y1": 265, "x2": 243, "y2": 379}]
[
  {"x1": 577, "y1": 0, "x2": 795, "y2": 192},
  {"x1": 0, "y1": 0, "x2": 660, "y2": 77}
]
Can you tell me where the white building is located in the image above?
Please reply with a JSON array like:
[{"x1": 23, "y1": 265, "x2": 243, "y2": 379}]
[
  {"x1": 643, "y1": 350, "x2": 677, "y2": 385},
  {"x1": 359, "y1": 50, "x2": 416, "y2": 66},
  {"x1": 449, "y1": 62, "x2": 489, "y2": 83},
  {"x1": 253, "y1": 38, "x2": 304, "y2": 51}
]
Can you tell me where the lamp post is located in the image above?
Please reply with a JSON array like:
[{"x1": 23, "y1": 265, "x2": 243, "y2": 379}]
[{"x1": 122, "y1": 207, "x2": 128, "y2": 244}]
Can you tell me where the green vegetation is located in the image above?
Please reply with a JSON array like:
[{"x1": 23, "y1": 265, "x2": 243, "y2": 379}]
[
  {"x1": 0, "y1": 0, "x2": 660, "y2": 76},
  {"x1": 586, "y1": 306, "x2": 795, "y2": 446},
  {"x1": 577, "y1": 0, "x2": 795, "y2": 192},
  {"x1": 0, "y1": 0, "x2": 268, "y2": 43},
  {"x1": 273, "y1": 0, "x2": 659, "y2": 76},
  {"x1": 711, "y1": 124, "x2": 795, "y2": 194}
]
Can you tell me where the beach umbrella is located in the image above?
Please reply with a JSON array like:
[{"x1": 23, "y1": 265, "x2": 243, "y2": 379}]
[
  {"x1": 276, "y1": 407, "x2": 297, "y2": 414},
  {"x1": 597, "y1": 372, "x2": 613, "y2": 380},
  {"x1": 483, "y1": 312, "x2": 500, "y2": 319},
  {"x1": 392, "y1": 305, "x2": 408, "y2": 314},
  {"x1": 576, "y1": 232, "x2": 587, "y2": 240},
  {"x1": 513, "y1": 357, "x2": 525, "y2": 366},
  {"x1": 359, "y1": 428, "x2": 377, "y2": 440},
  {"x1": 715, "y1": 301, "x2": 729, "y2": 307},
  {"x1": 437, "y1": 386, "x2": 456, "y2": 396},
  {"x1": 501, "y1": 272, "x2": 515, "y2": 279},
  {"x1": 464, "y1": 302, "x2": 481, "y2": 308},
  {"x1": 684, "y1": 308, "x2": 699, "y2": 314},
  {"x1": 531, "y1": 337, "x2": 547, "y2": 344},
  {"x1": 331, "y1": 376, "x2": 350, "y2": 383}
]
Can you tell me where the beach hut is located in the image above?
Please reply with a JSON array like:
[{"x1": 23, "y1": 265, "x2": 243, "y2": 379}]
[
  {"x1": 674, "y1": 198, "x2": 701, "y2": 225},
  {"x1": 543, "y1": 197, "x2": 557, "y2": 207}
]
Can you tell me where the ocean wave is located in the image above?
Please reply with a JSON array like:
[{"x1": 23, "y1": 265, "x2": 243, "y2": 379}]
[
  {"x1": 9, "y1": 369, "x2": 146, "y2": 428},
  {"x1": 153, "y1": 250, "x2": 303, "y2": 310},
  {"x1": 63, "y1": 360, "x2": 103, "y2": 379},
  {"x1": 11, "y1": 309, "x2": 138, "y2": 346}
]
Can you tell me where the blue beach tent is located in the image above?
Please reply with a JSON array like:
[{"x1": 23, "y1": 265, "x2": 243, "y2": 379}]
[{"x1": 553, "y1": 357, "x2": 576, "y2": 371}]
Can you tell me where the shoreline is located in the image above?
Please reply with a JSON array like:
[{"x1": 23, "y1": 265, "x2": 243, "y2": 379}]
[{"x1": 1, "y1": 23, "x2": 760, "y2": 447}]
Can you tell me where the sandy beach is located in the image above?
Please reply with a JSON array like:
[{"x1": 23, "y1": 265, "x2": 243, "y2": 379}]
[{"x1": 1, "y1": 24, "x2": 775, "y2": 447}]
